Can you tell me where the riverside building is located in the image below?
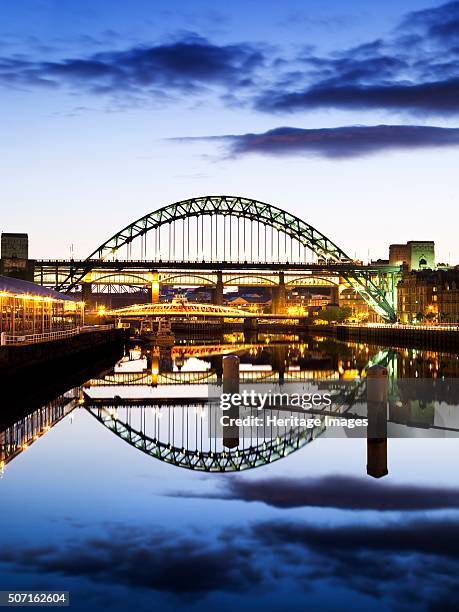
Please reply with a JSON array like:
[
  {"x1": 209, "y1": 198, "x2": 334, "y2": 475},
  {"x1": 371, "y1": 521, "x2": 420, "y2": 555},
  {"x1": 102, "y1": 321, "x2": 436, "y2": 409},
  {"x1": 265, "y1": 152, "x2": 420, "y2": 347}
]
[{"x1": 0, "y1": 275, "x2": 84, "y2": 339}]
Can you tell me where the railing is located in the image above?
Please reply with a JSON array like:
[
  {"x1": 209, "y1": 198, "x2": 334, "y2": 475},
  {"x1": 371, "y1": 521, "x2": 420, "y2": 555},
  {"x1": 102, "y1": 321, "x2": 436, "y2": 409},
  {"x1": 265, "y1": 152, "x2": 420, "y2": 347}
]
[
  {"x1": 339, "y1": 323, "x2": 459, "y2": 331},
  {"x1": 79, "y1": 324, "x2": 114, "y2": 333},
  {"x1": 35, "y1": 258, "x2": 398, "y2": 271},
  {"x1": 1, "y1": 324, "x2": 114, "y2": 346}
]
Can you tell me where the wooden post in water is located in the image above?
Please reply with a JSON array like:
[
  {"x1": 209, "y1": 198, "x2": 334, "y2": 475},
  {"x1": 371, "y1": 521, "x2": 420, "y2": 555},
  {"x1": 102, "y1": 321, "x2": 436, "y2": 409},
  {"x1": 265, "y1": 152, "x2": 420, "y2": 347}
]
[
  {"x1": 223, "y1": 355, "x2": 240, "y2": 449},
  {"x1": 366, "y1": 364, "x2": 388, "y2": 478}
]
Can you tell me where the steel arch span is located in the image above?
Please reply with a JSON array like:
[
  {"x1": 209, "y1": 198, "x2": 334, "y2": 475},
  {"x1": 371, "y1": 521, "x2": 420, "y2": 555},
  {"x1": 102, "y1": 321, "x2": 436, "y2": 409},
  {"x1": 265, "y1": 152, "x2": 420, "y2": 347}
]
[{"x1": 60, "y1": 195, "x2": 396, "y2": 321}]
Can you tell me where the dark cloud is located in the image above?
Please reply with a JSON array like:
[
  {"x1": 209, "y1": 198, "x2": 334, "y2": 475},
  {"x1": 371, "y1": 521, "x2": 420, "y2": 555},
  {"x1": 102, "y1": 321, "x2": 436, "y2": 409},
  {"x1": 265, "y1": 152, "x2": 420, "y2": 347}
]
[
  {"x1": 1, "y1": 517, "x2": 459, "y2": 610},
  {"x1": 251, "y1": 517, "x2": 459, "y2": 610},
  {"x1": 0, "y1": 527, "x2": 262, "y2": 599},
  {"x1": 2, "y1": 2, "x2": 459, "y2": 116},
  {"x1": 255, "y1": 1, "x2": 459, "y2": 116},
  {"x1": 172, "y1": 473, "x2": 459, "y2": 509},
  {"x1": 178, "y1": 124, "x2": 459, "y2": 159},
  {"x1": 398, "y1": 1, "x2": 459, "y2": 43},
  {"x1": 256, "y1": 79, "x2": 459, "y2": 115},
  {"x1": 252, "y1": 517, "x2": 459, "y2": 560},
  {"x1": 0, "y1": 33, "x2": 264, "y2": 97}
]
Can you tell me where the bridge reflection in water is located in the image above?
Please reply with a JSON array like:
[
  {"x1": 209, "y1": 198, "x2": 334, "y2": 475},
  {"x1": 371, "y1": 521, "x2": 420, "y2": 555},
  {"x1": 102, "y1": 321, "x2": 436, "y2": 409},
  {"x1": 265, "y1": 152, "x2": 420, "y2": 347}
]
[
  {"x1": 86, "y1": 404, "x2": 326, "y2": 472},
  {"x1": 2, "y1": 340, "x2": 459, "y2": 477}
]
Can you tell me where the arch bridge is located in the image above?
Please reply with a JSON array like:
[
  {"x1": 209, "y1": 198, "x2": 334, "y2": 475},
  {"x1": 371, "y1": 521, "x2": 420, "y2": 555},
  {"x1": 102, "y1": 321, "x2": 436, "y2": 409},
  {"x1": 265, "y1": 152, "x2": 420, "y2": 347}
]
[{"x1": 35, "y1": 196, "x2": 399, "y2": 321}]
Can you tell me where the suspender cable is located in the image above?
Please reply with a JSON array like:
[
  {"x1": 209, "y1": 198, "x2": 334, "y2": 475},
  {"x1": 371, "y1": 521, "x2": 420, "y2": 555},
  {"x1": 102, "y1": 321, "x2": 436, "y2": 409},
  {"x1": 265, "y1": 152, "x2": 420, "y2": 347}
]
[
  {"x1": 264, "y1": 224, "x2": 267, "y2": 261},
  {"x1": 229, "y1": 216, "x2": 232, "y2": 261},
  {"x1": 257, "y1": 222, "x2": 260, "y2": 261},
  {"x1": 201, "y1": 215, "x2": 204, "y2": 259},
  {"x1": 237, "y1": 217, "x2": 240, "y2": 261}
]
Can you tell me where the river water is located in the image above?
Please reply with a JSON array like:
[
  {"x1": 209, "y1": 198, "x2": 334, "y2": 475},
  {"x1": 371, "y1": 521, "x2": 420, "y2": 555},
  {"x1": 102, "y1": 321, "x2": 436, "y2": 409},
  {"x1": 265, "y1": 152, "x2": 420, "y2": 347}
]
[{"x1": 1, "y1": 336, "x2": 458, "y2": 611}]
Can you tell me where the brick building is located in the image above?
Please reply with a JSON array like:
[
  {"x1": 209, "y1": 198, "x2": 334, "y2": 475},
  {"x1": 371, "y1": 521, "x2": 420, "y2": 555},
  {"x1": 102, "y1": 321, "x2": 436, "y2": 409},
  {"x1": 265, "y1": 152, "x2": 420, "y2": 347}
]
[{"x1": 397, "y1": 268, "x2": 459, "y2": 323}]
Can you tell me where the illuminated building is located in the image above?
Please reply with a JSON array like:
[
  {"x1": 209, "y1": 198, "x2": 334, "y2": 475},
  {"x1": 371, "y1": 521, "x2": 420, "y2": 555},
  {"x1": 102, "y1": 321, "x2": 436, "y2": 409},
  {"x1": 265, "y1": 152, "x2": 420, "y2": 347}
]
[
  {"x1": 397, "y1": 268, "x2": 459, "y2": 323},
  {"x1": 340, "y1": 287, "x2": 371, "y2": 320},
  {"x1": 0, "y1": 275, "x2": 84, "y2": 337},
  {"x1": 389, "y1": 241, "x2": 435, "y2": 271}
]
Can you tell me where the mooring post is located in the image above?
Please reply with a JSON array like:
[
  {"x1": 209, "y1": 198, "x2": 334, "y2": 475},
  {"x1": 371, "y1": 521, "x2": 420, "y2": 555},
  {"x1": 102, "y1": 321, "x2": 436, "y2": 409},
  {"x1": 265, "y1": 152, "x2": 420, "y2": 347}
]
[
  {"x1": 366, "y1": 364, "x2": 388, "y2": 478},
  {"x1": 222, "y1": 354, "x2": 240, "y2": 449}
]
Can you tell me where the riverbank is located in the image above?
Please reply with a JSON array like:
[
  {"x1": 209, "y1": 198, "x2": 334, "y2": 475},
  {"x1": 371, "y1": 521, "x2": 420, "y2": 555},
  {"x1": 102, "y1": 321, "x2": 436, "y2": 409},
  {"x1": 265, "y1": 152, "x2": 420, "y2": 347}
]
[
  {"x1": 0, "y1": 327, "x2": 128, "y2": 381},
  {"x1": 332, "y1": 323, "x2": 459, "y2": 351}
]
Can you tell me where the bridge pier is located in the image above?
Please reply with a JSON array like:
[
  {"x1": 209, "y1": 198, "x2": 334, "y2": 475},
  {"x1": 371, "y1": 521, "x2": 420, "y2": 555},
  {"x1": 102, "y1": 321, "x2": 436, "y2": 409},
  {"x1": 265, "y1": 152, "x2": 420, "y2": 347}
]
[
  {"x1": 211, "y1": 271, "x2": 224, "y2": 305},
  {"x1": 150, "y1": 354, "x2": 159, "y2": 386},
  {"x1": 149, "y1": 271, "x2": 160, "y2": 303},
  {"x1": 243, "y1": 317, "x2": 258, "y2": 343},
  {"x1": 271, "y1": 345, "x2": 286, "y2": 385},
  {"x1": 271, "y1": 271, "x2": 286, "y2": 314},
  {"x1": 330, "y1": 285, "x2": 339, "y2": 306},
  {"x1": 81, "y1": 281, "x2": 93, "y2": 307},
  {"x1": 210, "y1": 355, "x2": 223, "y2": 385},
  {"x1": 330, "y1": 277, "x2": 346, "y2": 306}
]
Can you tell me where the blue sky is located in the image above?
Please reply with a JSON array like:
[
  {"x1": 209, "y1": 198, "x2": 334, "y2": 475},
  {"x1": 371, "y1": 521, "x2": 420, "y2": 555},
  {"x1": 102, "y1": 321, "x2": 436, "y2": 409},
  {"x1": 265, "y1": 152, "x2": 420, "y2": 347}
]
[{"x1": 1, "y1": 0, "x2": 458, "y2": 262}]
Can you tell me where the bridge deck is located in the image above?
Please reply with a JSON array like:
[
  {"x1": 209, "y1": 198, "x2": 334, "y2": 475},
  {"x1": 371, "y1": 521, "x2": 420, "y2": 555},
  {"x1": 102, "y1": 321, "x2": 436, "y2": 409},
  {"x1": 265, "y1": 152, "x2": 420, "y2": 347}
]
[{"x1": 35, "y1": 259, "x2": 400, "y2": 273}]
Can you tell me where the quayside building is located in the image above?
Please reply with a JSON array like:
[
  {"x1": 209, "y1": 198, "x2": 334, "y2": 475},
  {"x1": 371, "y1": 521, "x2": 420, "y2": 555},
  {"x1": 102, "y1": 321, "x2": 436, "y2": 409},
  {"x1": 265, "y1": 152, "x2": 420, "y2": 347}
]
[{"x1": 0, "y1": 275, "x2": 83, "y2": 339}]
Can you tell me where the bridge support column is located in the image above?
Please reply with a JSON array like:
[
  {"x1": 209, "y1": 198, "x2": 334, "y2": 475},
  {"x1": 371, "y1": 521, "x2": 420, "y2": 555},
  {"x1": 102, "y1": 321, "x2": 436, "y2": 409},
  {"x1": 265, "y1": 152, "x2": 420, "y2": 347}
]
[
  {"x1": 271, "y1": 271, "x2": 286, "y2": 315},
  {"x1": 211, "y1": 271, "x2": 224, "y2": 305},
  {"x1": 81, "y1": 281, "x2": 93, "y2": 307},
  {"x1": 243, "y1": 317, "x2": 258, "y2": 343},
  {"x1": 366, "y1": 365, "x2": 388, "y2": 479},
  {"x1": 150, "y1": 354, "x2": 159, "y2": 387},
  {"x1": 159, "y1": 348, "x2": 173, "y2": 373},
  {"x1": 330, "y1": 278, "x2": 345, "y2": 306},
  {"x1": 149, "y1": 271, "x2": 160, "y2": 304},
  {"x1": 271, "y1": 345, "x2": 286, "y2": 385},
  {"x1": 330, "y1": 286, "x2": 339, "y2": 306},
  {"x1": 210, "y1": 355, "x2": 223, "y2": 385}
]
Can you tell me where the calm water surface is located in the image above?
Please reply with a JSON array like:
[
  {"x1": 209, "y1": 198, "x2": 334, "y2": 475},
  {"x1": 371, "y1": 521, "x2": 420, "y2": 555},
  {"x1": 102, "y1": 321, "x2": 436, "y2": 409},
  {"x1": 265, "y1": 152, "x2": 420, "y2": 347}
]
[{"x1": 1, "y1": 337, "x2": 458, "y2": 611}]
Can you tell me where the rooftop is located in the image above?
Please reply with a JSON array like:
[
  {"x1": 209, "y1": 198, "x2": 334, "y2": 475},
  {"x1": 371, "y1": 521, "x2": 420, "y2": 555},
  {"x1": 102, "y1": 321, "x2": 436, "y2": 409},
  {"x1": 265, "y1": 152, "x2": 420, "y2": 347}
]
[{"x1": 0, "y1": 275, "x2": 75, "y2": 301}]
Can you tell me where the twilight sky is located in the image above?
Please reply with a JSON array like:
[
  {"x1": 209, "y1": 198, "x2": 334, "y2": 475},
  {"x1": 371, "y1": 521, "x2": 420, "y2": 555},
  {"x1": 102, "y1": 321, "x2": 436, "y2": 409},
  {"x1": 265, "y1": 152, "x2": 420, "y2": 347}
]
[{"x1": 1, "y1": 0, "x2": 459, "y2": 262}]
